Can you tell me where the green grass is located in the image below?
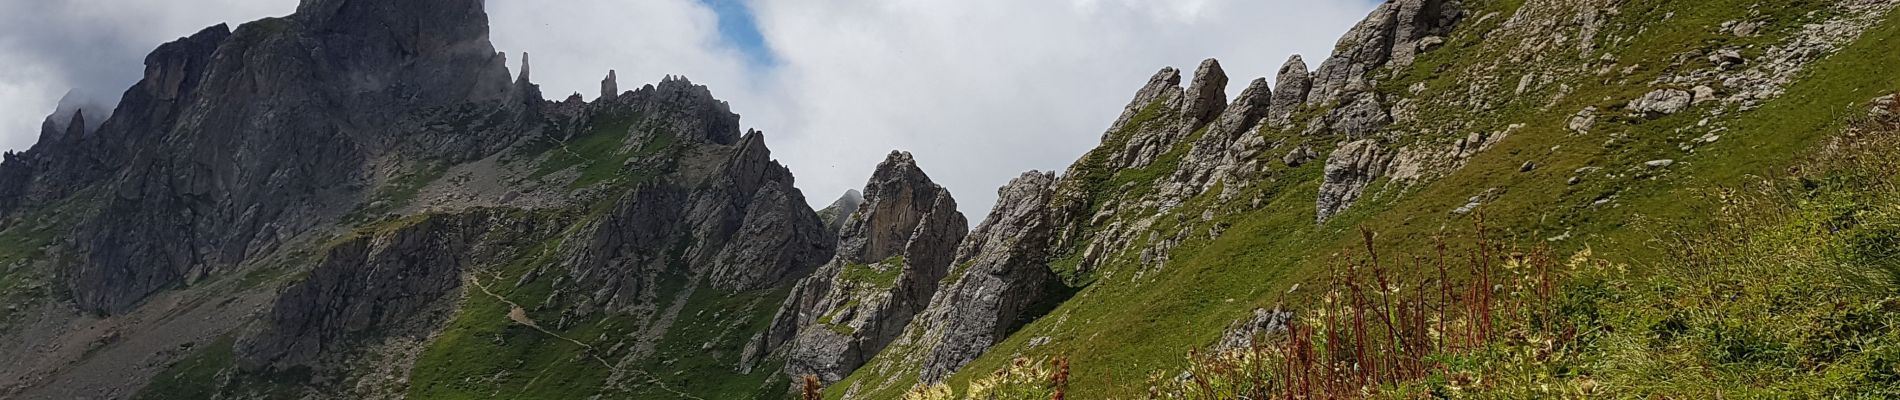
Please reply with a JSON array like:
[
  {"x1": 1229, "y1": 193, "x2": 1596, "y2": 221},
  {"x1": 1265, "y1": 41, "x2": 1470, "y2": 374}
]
[
  {"x1": 404, "y1": 207, "x2": 791, "y2": 399},
  {"x1": 404, "y1": 230, "x2": 629, "y2": 400},
  {"x1": 0, "y1": 190, "x2": 95, "y2": 325},
  {"x1": 906, "y1": 1, "x2": 1900, "y2": 398},
  {"x1": 526, "y1": 111, "x2": 681, "y2": 189},
  {"x1": 344, "y1": 163, "x2": 448, "y2": 223},
  {"x1": 136, "y1": 336, "x2": 237, "y2": 400},
  {"x1": 620, "y1": 285, "x2": 795, "y2": 399},
  {"x1": 840, "y1": 255, "x2": 908, "y2": 289}
]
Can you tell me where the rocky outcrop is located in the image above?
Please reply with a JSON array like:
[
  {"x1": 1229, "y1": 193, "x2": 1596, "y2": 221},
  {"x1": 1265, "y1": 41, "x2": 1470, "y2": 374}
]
[
  {"x1": 818, "y1": 189, "x2": 866, "y2": 235},
  {"x1": 749, "y1": 151, "x2": 968, "y2": 383},
  {"x1": 1215, "y1": 308, "x2": 1294, "y2": 353},
  {"x1": 1309, "y1": 0, "x2": 1464, "y2": 106},
  {"x1": 535, "y1": 127, "x2": 834, "y2": 320},
  {"x1": 1268, "y1": 55, "x2": 1313, "y2": 128},
  {"x1": 1325, "y1": 93, "x2": 1394, "y2": 137},
  {"x1": 1106, "y1": 67, "x2": 1184, "y2": 139},
  {"x1": 238, "y1": 212, "x2": 510, "y2": 370},
  {"x1": 1178, "y1": 59, "x2": 1232, "y2": 134},
  {"x1": 1629, "y1": 88, "x2": 1695, "y2": 117},
  {"x1": 692, "y1": 130, "x2": 836, "y2": 291},
  {"x1": 1114, "y1": 59, "x2": 1233, "y2": 169},
  {"x1": 601, "y1": 69, "x2": 620, "y2": 101},
  {"x1": 0, "y1": 24, "x2": 231, "y2": 219},
  {"x1": 1387, "y1": 127, "x2": 1510, "y2": 184},
  {"x1": 1317, "y1": 139, "x2": 1393, "y2": 223},
  {"x1": 908, "y1": 171, "x2": 1063, "y2": 383},
  {"x1": 1163, "y1": 77, "x2": 1274, "y2": 201}
]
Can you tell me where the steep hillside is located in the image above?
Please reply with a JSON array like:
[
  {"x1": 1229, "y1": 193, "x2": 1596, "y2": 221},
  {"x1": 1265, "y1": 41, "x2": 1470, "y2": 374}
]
[
  {"x1": 0, "y1": 0, "x2": 1896, "y2": 399},
  {"x1": 815, "y1": 0, "x2": 1900, "y2": 398}
]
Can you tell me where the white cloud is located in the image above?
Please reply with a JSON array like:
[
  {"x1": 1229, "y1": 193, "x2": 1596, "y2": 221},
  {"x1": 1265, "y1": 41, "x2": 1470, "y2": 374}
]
[
  {"x1": 486, "y1": 0, "x2": 756, "y2": 105},
  {"x1": 744, "y1": 0, "x2": 1372, "y2": 217},
  {"x1": 0, "y1": 0, "x2": 1374, "y2": 219}
]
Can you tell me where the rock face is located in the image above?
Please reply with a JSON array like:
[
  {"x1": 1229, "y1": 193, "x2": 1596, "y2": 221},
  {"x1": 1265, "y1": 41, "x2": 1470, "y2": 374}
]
[
  {"x1": 0, "y1": 0, "x2": 526, "y2": 315},
  {"x1": 907, "y1": 171, "x2": 1062, "y2": 383},
  {"x1": 1164, "y1": 77, "x2": 1274, "y2": 201},
  {"x1": 1317, "y1": 139, "x2": 1393, "y2": 223},
  {"x1": 818, "y1": 189, "x2": 866, "y2": 235},
  {"x1": 1309, "y1": 0, "x2": 1464, "y2": 106},
  {"x1": 750, "y1": 151, "x2": 968, "y2": 383},
  {"x1": 1268, "y1": 55, "x2": 1313, "y2": 128},
  {"x1": 1328, "y1": 93, "x2": 1393, "y2": 137},
  {"x1": 238, "y1": 212, "x2": 538, "y2": 370},
  {"x1": 530, "y1": 126, "x2": 833, "y2": 324},
  {"x1": 1178, "y1": 59, "x2": 1232, "y2": 133}
]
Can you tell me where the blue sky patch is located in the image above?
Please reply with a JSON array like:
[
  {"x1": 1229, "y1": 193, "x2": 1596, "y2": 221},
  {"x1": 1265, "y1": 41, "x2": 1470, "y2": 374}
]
[{"x1": 697, "y1": 0, "x2": 778, "y2": 68}]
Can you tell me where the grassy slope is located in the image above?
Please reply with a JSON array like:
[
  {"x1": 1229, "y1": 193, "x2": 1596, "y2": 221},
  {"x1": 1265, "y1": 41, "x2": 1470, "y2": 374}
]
[
  {"x1": 0, "y1": 189, "x2": 99, "y2": 325},
  {"x1": 402, "y1": 116, "x2": 786, "y2": 399},
  {"x1": 925, "y1": 1, "x2": 1900, "y2": 398}
]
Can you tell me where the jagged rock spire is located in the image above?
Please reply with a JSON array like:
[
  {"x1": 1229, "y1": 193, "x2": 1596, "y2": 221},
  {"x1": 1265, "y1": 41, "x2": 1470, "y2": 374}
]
[
  {"x1": 1178, "y1": 58, "x2": 1230, "y2": 133},
  {"x1": 513, "y1": 52, "x2": 541, "y2": 103},
  {"x1": 600, "y1": 69, "x2": 619, "y2": 101},
  {"x1": 515, "y1": 52, "x2": 532, "y2": 84},
  {"x1": 63, "y1": 110, "x2": 87, "y2": 140}
]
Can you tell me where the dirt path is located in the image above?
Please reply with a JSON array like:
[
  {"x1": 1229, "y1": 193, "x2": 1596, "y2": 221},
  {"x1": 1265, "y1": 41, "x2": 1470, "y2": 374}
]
[{"x1": 467, "y1": 273, "x2": 705, "y2": 400}]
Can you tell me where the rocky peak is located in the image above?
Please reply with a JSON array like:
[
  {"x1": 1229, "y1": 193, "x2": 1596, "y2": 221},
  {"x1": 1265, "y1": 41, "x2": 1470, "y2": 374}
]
[
  {"x1": 294, "y1": 0, "x2": 513, "y2": 105},
  {"x1": 1160, "y1": 77, "x2": 1275, "y2": 202},
  {"x1": 1269, "y1": 55, "x2": 1313, "y2": 127},
  {"x1": 635, "y1": 75, "x2": 740, "y2": 145},
  {"x1": 140, "y1": 24, "x2": 231, "y2": 103},
  {"x1": 836, "y1": 151, "x2": 957, "y2": 264},
  {"x1": 62, "y1": 110, "x2": 87, "y2": 141},
  {"x1": 514, "y1": 53, "x2": 542, "y2": 104},
  {"x1": 1208, "y1": 78, "x2": 1273, "y2": 140},
  {"x1": 1309, "y1": 0, "x2": 1463, "y2": 106},
  {"x1": 689, "y1": 129, "x2": 834, "y2": 291},
  {"x1": 1177, "y1": 58, "x2": 1231, "y2": 133},
  {"x1": 749, "y1": 151, "x2": 969, "y2": 382},
  {"x1": 818, "y1": 189, "x2": 866, "y2": 235},
  {"x1": 40, "y1": 91, "x2": 110, "y2": 141},
  {"x1": 1107, "y1": 67, "x2": 1184, "y2": 135},
  {"x1": 1103, "y1": 61, "x2": 1223, "y2": 170},
  {"x1": 600, "y1": 69, "x2": 619, "y2": 101}
]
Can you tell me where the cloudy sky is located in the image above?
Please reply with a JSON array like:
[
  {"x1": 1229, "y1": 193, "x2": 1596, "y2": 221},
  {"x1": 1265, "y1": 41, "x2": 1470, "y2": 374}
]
[{"x1": 0, "y1": 0, "x2": 1374, "y2": 217}]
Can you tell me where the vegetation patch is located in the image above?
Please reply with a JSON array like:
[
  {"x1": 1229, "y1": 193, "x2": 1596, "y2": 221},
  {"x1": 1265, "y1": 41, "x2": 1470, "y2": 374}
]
[{"x1": 840, "y1": 255, "x2": 908, "y2": 289}]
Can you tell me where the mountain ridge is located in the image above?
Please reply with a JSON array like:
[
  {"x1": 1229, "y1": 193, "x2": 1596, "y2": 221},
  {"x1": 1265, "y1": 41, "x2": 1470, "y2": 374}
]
[{"x1": 0, "y1": 0, "x2": 1896, "y2": 398}]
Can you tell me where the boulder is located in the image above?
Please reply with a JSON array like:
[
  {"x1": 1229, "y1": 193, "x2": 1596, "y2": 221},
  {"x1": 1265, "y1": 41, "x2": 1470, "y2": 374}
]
[{"x1": 1630, "y1": 89, "x2": 1695, "y2": 117}]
